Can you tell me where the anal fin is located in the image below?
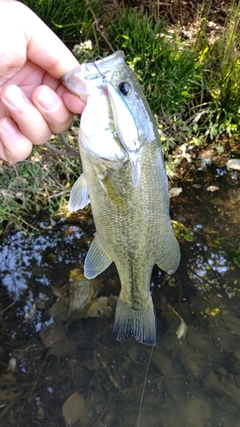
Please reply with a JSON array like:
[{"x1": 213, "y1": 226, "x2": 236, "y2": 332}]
[
  {"x1": 84, "y1": 233, "x2": 112, "y2": 279},
  {"x1": 156, "y1": 231, "x2": 181, "y2": 274}
]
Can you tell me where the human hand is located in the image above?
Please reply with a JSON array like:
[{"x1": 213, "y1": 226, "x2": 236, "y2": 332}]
[{"x1": 0, "y1": 0, "x2": 85, "y2": 163}]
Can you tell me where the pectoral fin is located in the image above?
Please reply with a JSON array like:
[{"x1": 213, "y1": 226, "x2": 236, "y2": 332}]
[
  {"x1": 84, "y1": 233, "x2": 112, "y2": 279},
  {"x1": 156, "y1": 231, "x2": 181, "y2": 274},
  {"x1": 97, "y1": 170, "x2": 126, "y2": 209},
  {"x1": 68, "y1": 173, "x2": 89, "y2": 212}
]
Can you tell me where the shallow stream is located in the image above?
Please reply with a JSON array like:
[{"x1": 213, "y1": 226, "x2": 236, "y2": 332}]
[{"x1": 0, "y1": 163, "x2": 240, "y2": 427}]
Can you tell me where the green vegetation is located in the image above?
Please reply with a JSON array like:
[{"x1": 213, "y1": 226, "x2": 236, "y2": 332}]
[
  {"x1": 1, "y1": 0, "x2": 240, "y2": 232},
  {"x1": 108, "y1": 11, "x2": 203, "y2": 117},
  {"x1": 195, "y1": 1, "x2": 240, "y2": 139},
  {"x1": 21, "y1": 0, "x2": 99, "y2": 47},
  {"x1": 0, "y1": 133, "x2": 80, "y2": 232},
  {"x1": 107, "y1": 4, "x2": 240, "y2": 142}
]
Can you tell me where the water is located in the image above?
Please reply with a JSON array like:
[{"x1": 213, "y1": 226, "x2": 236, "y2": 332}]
[{"x1": 0, "y1": 165, "x2": 239, "y2": 427}]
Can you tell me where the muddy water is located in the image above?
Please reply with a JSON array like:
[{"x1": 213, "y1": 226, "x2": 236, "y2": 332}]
[{"x1": 0, "y1": 164, "x2": 239, "y2": 427}]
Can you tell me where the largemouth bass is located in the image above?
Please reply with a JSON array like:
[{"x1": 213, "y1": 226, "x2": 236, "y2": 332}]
[{"x1": 62, "y1": 51, "x2": 180, "y2": 346}]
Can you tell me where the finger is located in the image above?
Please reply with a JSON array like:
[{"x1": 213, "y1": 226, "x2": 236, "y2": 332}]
[
  {"x1": 32, "y1": 85, "x2": 78, "y2": 133},
  {"x1": 61, "y1": 90, "x2": 86, "y2": 115},
  {"x1": 1, "y1": 84, "x2": 52, "y2": 145},
  {"x1": 16, "y1": 2, "x2": 80, "y2": 78},
  {"x1": 0, "y1": 118, "x2": 32, "y2": 162}
]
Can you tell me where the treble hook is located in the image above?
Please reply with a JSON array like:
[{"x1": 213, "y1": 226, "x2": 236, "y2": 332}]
[
  {"x1": 85, "y1": 56, "x2": 108, "y2": 83},
  {"x1": 92, "y1": 57, "x2": 107, "y2": 83}
]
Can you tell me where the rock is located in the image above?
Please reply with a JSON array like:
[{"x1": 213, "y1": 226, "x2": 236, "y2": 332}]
[
  {"x1": 152, "y1": 349, "x2": 173, "y2": 376},
  {"x1": 187, "y1": 358, "x2": 203, "y2": 379},
  {"x1": 224, "y1": 315, "x2": 240, "y2": 336},
  {"x1": 205, "y1": 371, "x2": 240, "y2": 405},
  {"x1": 187, "y1": 398, "x2": 211, "y2": 427},
  {"x1": 39, "y1": 322, "x2": 66, "y2": 348}
]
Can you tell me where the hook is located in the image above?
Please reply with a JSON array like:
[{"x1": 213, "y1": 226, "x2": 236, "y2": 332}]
[{"x1": 92, "y1": 57, "x2": 107, "y2": 83}]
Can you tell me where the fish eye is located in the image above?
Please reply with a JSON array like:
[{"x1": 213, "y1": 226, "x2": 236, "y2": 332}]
[{"x1": 118, "y1": 82, "x2": 132, "y2": 96}]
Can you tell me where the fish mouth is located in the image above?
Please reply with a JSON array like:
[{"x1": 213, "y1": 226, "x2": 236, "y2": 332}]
[{"x1": 62, "y1": 51, "x2": 126, "y2": 94}]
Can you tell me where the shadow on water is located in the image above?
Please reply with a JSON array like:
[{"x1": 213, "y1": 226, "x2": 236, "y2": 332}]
[{"x1": 0, "y1": 164, "x2": 240, "y2": 427}]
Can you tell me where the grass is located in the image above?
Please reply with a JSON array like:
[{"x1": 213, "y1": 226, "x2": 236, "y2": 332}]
[
  {"x1": 1, "y1": 0, "x2": 240, "y2": 231},
  {"x1": 107, "y1": 9, "x2": 205, "y2": 150},
  {"x1": 197, "y1": 1, "x2": 240, "y2": 139},
  {"x1": 0, "y1": 131, "x2": 81, "y2": 233},
  {"x1": 107, "y1": 4, "x2": 240, "y2": 141},
  {"x1": 108, "y1": 11, "x2": 203, "y2": 117},
  {"x1": 21, "y1": 0, "x2": 100, "y2": 47}
]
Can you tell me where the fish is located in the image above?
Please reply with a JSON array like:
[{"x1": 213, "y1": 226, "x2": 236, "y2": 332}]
[{"x1": 62, "y1": 51, "x2": 180, "y2": 346}]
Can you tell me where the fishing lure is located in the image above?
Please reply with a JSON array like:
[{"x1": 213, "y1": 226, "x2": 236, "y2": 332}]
[{"x1": 93, "y1": 59, "x2": 141, "y2": 187}]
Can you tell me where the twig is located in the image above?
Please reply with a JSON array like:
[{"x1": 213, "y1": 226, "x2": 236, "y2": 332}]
[
  {"x1": 28, "y1": 352, "x2": 49, "y2": 401},
  {"x1": 86, "y1": 0, "x2": 115, "y2": 52},
  {"x1": 45, "y1": 133, "x2": 79, "y2": 157},
  {"x1": 0, "y1": 398, "x2": 16, "y2": 420},
  {"x1": 58, "y1": 133, "x2": 79, "y2": 155},
  {"x1": 0, "y1": 301, "x2": 16, "y2": 316}
]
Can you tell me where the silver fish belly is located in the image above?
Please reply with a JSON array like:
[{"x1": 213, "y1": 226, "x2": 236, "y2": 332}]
[{"x1": 62, "y1": 51, "x2": 180, "y2": 346}]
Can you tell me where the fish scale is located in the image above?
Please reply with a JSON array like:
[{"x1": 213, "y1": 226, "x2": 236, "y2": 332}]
[{"x1": 62, "y1": 51, "x2": 180, "y2": 346}]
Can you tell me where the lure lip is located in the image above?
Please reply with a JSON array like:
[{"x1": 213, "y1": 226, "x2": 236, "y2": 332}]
[
  {"x1": 61, "y1": 66, "x2": 83, "y2": 96},
  {"x1": 62, "y1": 51, "x2": 126, "y2": 95}
]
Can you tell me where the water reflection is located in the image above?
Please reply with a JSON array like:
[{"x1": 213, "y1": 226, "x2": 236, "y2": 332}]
[
  {"x1": 0, "y1": 226, "x2": 86, "y2": 301},
  {"x1": 0, "y1": 166, "x2": 239, "y2": 427}
]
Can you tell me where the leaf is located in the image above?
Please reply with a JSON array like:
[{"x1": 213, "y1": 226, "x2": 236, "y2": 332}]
[
  {"x1": 169, "y1": 187, "x2": 182, "y2": 198},
  {"x1": 227, "y1": 158, "x2": 240, "y2": 170},
  {"x1": 168, "y1": 304, "x2": 188, "y2": 340},
  {"x1": 0, "y1": 389, "x2": 20, "y2": 402},
  {"x1": 62, "y1": 392, "x2": 87, "y2": 426},
  {"x1": 176, "y1": 318, "x2": 188, "y2": 339},
  {"x1": 86, "y1": 295, "x2": 117, "y2": 318}
]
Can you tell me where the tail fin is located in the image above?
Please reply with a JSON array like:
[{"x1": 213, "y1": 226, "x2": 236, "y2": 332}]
[{"x1": 113, "y1": 295, "x2": 156, "y2": 346}]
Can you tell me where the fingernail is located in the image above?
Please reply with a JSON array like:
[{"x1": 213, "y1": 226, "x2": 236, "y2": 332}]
[
  {"x1": 3, "y1": 86, "x2": 27, "y2": 109},
  {"x1": 0, "y1": 118, "x2": 17, "y2": 135},
  {"x1": 35, "y1": 87, "x2": 59, "y2": 111}
]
